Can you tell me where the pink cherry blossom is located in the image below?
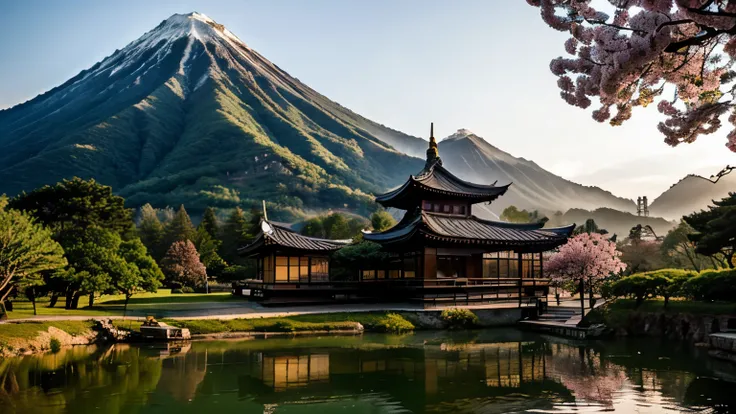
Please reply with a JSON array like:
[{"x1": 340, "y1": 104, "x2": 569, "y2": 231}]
[
  {"x1": 526, "y1": 0, "x2": 736, "y2": 152},
  {"x1": 545, "y1": 233, "x2": 626, "y2": 286}
]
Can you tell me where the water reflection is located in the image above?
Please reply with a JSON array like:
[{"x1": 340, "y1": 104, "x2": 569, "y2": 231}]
[{"x1": 1, "y1": 330, "x2": 735, "y2": 413}]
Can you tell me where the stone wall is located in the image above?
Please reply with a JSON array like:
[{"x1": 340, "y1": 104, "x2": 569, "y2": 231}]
[
  {"x1": 611, "y1": 312, "x2": 736, "y2": 343},
  {"x1": 402, "y1": 308, "x2": 523, "y2": 329}
]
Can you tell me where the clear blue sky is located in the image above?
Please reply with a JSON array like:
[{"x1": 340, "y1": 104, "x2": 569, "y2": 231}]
[{"x1": 1, "y1": 0, "x2": 733, "y2": 199}]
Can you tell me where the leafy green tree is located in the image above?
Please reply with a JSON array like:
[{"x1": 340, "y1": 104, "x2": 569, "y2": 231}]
[
  {"x1": 302, "y1": 213, "x2": 367, "y2": 239},
  {"x1": 200, "y1": 207, "x2": 219, "y2": 239},
  {"x1": 163, "y1": 205, "x2": 196, "y2": 248},
  {"x1": 331, "y1": 241, "x2": 390, "y2": 280},
  {"x1": 137, "y1": 203, "x2": 165, "y2": 260},
  {"x1": 684, "y1": 193, "x2": 736, "y2": 268},
  {"x1": 115, "y1": 238, "x2": 165, "y2": 314},
  {"x1": 0, "y1": 198, "x2": 67, "y2": 317},
  {"x1": 162, "y1": 240, "x2": 207, "y2": 288},
  {"x1": 220, "y1": 207, "x2": 250, "y2": 264},
  {"x1": 370, "y1": 210, "x2": 396, "y2": 232},
  {"x1": 501, "y1": 206, "x2": 548, "y2": 224},
  {"x1": 59, "y1": 227, "x2": 125, "y2": 308}
]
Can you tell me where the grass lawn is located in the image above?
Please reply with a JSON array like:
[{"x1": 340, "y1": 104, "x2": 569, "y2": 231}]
[
  {"x1": 0, "y1": 321, "x2": 95, "y2": 347},
  {"x1": 111, "y1": 312, "x2": 415, "y2": 335},
  {"x1": 5, "y1": 290, "x2": 237, "y2": 320}
]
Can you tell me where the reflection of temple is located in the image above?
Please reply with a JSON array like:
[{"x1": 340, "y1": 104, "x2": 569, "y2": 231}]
[{"x1": 234, "y1": 339, "x2": 574, "y2": 412}]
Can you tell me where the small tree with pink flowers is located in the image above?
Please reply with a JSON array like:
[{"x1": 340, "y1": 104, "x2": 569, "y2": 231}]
[{"x1": 545, "y1": 233, "x2": 626, "y2": 319}]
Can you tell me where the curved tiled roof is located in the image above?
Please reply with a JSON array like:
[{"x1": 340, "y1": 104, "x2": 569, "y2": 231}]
[
  {"x1": 375, "y1": 158, "x2": 509, "y2": 209},
  {"x1": 239, "y1": 220, "x2": 350, "y2": 256},
  {"x1": 363, "y1": 211, "x2": 574, "y2": 251}
]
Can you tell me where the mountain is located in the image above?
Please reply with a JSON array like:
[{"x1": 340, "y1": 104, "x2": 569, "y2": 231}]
[
  {"x1": 561, "y1": 207, "x2": 675, "y2": 239},
  {"x1": 649, "y1": 173, "x2": 736, "y2": 220},
  {"x1": 0, "y1": 12, "x2": 425, "y2": 219},
  {"x1": 435, "y1": 130, "x2": 637, "y2": 218},
  {"x1": 0, "y1": 12, "x2": 640, "y2": 220}
]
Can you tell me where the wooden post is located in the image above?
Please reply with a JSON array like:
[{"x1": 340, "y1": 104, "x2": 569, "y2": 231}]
[{"x1": 518, "y1": 252, "x2": 523, "y2": 307}]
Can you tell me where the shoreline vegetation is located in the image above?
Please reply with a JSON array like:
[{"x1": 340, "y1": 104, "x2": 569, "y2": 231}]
[{"x1": 1, "y1": 299, "x2": 735, "y2": 358}]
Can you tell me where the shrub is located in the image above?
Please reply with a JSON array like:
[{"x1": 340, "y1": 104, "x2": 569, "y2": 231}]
[
  {"x1": 440, "y1": 308, "x2": 480, "y2": 329},
  {"x1": 611, "y1": 273, "x2": 671, "y2": 307},
  {"x1": 683, "y1": 269, "x2": 736, "y2": 302},
  {"x1": 181, "y1": 287, "x2": 195, "y2": 294},
  {"x1": 49, "y1": 337, "x2": 61, "y2": 353},
  {"x1": 171, "y1": 288, "x2": 183, "y2": 294},
  {"x1": 372, "y1": 313, "x2": 414, "y2": 334}
]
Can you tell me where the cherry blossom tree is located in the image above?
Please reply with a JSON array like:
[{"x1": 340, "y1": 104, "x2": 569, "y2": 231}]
[
  {"x1": 162, "y1": 240, "x2": 207, "y2": 289},
  {"x1": 526, "y1": 0, "x2": 736, "y2": 152},
  {"x1": 545, "y1": 232, "x2": 626, "y2": 318}
]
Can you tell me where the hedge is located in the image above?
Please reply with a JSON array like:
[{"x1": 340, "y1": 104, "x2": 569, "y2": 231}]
[{"x1": 609, "y1": 269, "x2": 697, "y2": 307}]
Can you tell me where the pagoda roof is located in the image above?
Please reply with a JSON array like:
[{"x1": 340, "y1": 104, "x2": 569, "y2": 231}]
[
  {"x1": 375, "y1": 158, "x2": 510, "y2": 210},
  {"x1": 363, "y1": 210, "x2": 574, "y2": 252},
  {"x1": 239, "y1": 220, "x2": 351, "y2": 256}
]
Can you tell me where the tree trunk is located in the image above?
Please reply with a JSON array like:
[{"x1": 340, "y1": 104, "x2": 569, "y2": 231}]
[
  {"x1": 65, "y1": 289, "x2": 74, "y2": 309},
  {"x1": 0, "y1": 302, "x2": 6, "y2": 320},
  {"x1": 124, "y1": 294, "x2": 130, "y2": 317},
  {"x1": 28, "y1": 288, "x2": 37, "y2": 316},
  {"x1": 88, "y1": 293, "x2": 94, "y2": 308},
  {"x1": 579, "y1": 280, "x2": 586, "y2": 322},
  {"x1": 727, "y1": 252, "x2": 734, "y2": 269},
  {"x1": 664, "y1": 295, "x2": 670, "y2": 308},
  {"x1": 588, "y1": 284, "x2": 595, "y2": 309},
  {"x1": 71, "y1": 292, "x2": 81, "y2": 309},
  {"x1": 49, "y1": 294, "x2": 59, "y2": 308}
]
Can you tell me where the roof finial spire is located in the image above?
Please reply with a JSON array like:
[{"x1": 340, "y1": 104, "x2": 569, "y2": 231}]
[
  {"x1": 426, "y1": 122, "x2": 439, "y2": 163},
  {"x1": 262, "y1": 200, "x2": 268, "y2": 221}
]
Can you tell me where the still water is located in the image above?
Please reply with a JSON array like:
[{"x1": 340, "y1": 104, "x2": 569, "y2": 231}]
[{"x1": 1, "y1": 329, "x2": 735, "y2": 413}]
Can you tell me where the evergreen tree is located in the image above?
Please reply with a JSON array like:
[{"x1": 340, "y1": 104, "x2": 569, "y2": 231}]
[
  {"x1": 200, "y1": 207, "x2": 219, "y2": 238},
  {"x1": 220, "y1": 207, "x2": 250, "y2": 264},
  {"x1": 163, "y1": 205, "x2": 196, "y2": 248},
  {"x1": 8, "y1": 177, "x2": 134, "y2": 240},
  {"x1": 137, "y1": 204, "x2": 165, "y2": 260},
  {"x1": 193, "y1": 226, "x2": 224, "y2": 268},
  {"x1": 684, "y1": 193, "x2": 736, "y2": 268}
]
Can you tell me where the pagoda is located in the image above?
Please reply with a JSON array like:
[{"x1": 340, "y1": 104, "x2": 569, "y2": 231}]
[{"x1": 363, "y1": 124, "x2": 575, "y2": 307}]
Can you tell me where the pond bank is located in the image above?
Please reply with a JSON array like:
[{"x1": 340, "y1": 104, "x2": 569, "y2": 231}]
[{"x1": 1, "y1": 306, "x2": 529, "y2": 357}]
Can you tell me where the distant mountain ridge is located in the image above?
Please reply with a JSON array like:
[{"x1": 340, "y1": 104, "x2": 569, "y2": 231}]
[
  {"x1": 0, "y1": 12, "x2": 691, "y2": 222},
  {"x1": 649, "y1": 173, "x2": 736, "y2": 220},
  {"x1": 435, "y1": 130, "x2": 636, "y2": 218}
]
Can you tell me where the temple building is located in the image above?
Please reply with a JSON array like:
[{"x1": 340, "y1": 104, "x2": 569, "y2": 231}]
[
  {"x1": 238, "y1": 124, "x2": 574, "y2": 308},
  {"x1": 361, "y1": 124, "x2": 574, "y2": 307},
  {"x1": 237, "y1": 218, "x2": 350, "y2": 303}
]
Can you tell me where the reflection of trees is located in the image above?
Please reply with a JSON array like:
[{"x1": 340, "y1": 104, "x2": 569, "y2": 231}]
[
  {"x1": 546, "y1": 344, "x2": 627, "y2": 407},
  {"x1": 0, "y1": 344, "x2": 162, "y2": 414}
]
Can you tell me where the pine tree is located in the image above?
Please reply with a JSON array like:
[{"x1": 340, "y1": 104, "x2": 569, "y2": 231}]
[
  {"x1": 137, "y1": 204, "x2": 165, "y2": 260},
  {"x1": 163, "y1": 205, "x2": 196, "y2": 248},
  {"x1": 220, "y1": 207, "x2": 250, "y2": 264},
  {"x1": 200, "y1": 207, "x2": 219, "y2": 238}
]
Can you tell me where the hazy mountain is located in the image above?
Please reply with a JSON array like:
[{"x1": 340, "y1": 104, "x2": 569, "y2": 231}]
[
  {"x1": 436, "y1": 130, "x2": 637, "y2": 218},
  {"x1": 0, "y1": 12, "x2": 424, "y2": 219},
  {"x1": 649, "y1": 173, "x2": 736, "y2": 220},
  {"x1": 561, "y1": 207, "x2": 675, "y2": 239}
]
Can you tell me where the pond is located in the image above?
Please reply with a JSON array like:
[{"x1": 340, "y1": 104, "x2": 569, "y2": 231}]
[{"x1": 1, "y1": 329, "x2": 735, "y2": 413}]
